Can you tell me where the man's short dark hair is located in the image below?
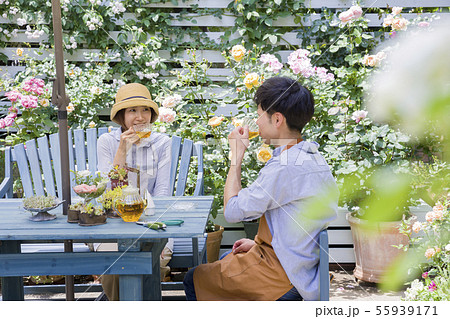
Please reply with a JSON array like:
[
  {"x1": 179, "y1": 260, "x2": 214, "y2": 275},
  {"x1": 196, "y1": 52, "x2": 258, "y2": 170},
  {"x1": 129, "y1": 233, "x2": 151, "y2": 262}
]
[{"x1": 254, "y1": 77, "x2": 314, "y2": 133}]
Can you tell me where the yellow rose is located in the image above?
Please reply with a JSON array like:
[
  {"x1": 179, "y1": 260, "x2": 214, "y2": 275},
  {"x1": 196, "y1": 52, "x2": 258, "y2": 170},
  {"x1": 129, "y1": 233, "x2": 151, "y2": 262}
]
[
  {"x1": 208, "y1": 116, "x2": 224, "y2": 127},
  {"x1": 244, "y1": 73, "x2": 259, "y2": 89},
  {"x1": 257, "y1": 146, "x2": 272, "y2": 163},
  {"x1": 231, "y1": 45, "x2": 246, "y2": 62},
  {"x1": 88, "y1": 121, "x2": 96, "y2": 128},
  {"x1": 40, "y1": 99, "x2": 50, "y2": 107},
  {"x1": 232, "y1": 118, "x2": 243, "y2": 127},
  {"x1": 16, "y1": 48, "x2": 24, "y2": 57}
]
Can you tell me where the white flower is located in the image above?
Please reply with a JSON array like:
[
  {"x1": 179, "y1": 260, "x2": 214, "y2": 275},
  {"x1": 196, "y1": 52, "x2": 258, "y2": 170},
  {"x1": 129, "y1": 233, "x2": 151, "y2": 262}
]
[
  {"x1": 78, "y1": 170, "x2": 91, "y2": 178},
  {"x1": 445, "y1": 243, "x2": 450, "y2": 251},
  {"x1": 16, "y1": 18, "x2": 26, "y2": 26},
  {"x1": 136, "y1": 71, "x2": 144, "y2": 80},
  {"x1": 110, "y1": 1, "x2": 126, "y2": 15},
  {"x1": 411, "y1": 279, "x2": 424, "y2": 291}
]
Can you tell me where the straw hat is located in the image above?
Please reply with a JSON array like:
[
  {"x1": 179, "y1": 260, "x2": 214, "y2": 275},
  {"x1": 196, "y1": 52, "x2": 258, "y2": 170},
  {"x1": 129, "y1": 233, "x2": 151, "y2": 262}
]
[{"x1": 110, "y1": 83, "x2": 159, "y2": 124}]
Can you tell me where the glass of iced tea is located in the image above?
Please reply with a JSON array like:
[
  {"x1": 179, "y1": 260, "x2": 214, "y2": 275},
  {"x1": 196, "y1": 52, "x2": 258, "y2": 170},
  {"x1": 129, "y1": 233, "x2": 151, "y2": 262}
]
[
  {"x1": 133, "y1": 123, "x2": 152, "y2": 139},
  {"x1": 242, "y1": 117, "x2": 259, "y2": 140}
]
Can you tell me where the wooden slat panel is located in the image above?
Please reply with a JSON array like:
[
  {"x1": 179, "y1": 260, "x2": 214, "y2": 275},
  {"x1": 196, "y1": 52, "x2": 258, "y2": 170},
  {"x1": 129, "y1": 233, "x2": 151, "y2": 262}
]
[
  {"x1": 37, "y1": 136, "x2": 56, "y2": 197},
  {"x1": 329, "y1": 247, "x2": 355, "y2": 263},
  {"x1": 328, "y1": 229, "x2": 353, "y2": 245},
  {"x1": 24, "y1": 139, "x2": 45, "y2": 197},
  {"x1": 13, "y1": 143, "x2": 34, "y2": 198},
  {"x1": 49, "y1": 132, "x2": 62, "y2": 198},
  {"x1": 193, "y1": 142, "x2": 204, "y2": 196},
  {"x1": 175, "y1": 138, "x2": 193, "y2": 196},
  {"x1": 0, "y1": 251, "x2": 152, "y2": 276},
  {"x1": 73, "y1": 129, "x2": 87, "y2": 172},
  {"x1": 86, "y1": 128, "x2": 98, "y2": 176},
  {"x1": 97, "y1": 127, "x2": 109, "y2": 137},
  {"x1": 170, "y1": 136, "x2": 182, "y2": 196}
]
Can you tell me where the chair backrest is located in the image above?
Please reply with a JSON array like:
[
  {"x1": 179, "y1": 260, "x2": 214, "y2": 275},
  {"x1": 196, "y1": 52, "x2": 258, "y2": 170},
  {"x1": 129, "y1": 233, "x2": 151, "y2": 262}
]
[
  {"x1": 1, "y1": 128, "x2": 203, "y2": 199},
  {"x1": 319, "y1": 228, "x2": 330, "y2": 301}
]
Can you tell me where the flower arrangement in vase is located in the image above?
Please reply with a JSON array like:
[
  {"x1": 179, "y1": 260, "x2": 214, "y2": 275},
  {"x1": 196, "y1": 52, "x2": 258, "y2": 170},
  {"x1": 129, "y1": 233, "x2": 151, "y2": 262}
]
[
  {"x1": 72, "y1": 170, "x2": 108, "y2": 204},
  {"x1": 108, "y1": 165, "x2": 129, "y2": 189}
]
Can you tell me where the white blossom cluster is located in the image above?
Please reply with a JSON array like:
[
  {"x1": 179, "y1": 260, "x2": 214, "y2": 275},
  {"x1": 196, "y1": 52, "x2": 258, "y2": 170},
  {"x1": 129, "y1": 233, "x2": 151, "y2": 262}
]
[
  {"x1": 128, "y1": 45, "x2": 145, "y2": 58},
  {"x1": 25, "y1": 25, "x2": 45, "y2": 39},
  {"x1": 89, "y1": 0, "x2": 103, "y2": 5},
  {"x1": 109, "y1": 1, "x2": 126, "y2": 15},
  {"x1": 66, "y1": 36, "x2": 77, "y2": 50},
  {"x1": 145, "y1": 58, "x2": 161, "y2": 69},
  {"x1": 136, "y1": 71, "x2": 159, "y2": 82},
  {"x1": 403, "y1": 279, "x2": 424, "y2": 301},
  {"x1": 86, "y1": 16, "x2": 103, "y2": 31}
]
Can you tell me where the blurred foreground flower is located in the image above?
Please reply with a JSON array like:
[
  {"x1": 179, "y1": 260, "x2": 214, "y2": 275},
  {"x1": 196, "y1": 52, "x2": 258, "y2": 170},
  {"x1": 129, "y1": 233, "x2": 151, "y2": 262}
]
[
  {"x1": 367, "y1": 22, "x2": 450, "y2": 145},
  {"x1": 208, "y1": 116, "x2": 224, "y2": 127}
]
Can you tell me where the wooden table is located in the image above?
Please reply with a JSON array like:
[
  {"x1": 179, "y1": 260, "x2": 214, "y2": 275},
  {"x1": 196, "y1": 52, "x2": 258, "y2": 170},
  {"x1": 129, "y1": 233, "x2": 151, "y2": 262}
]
[{"x1": 0, "y1": 196, "x2": 213, "y2": 301}]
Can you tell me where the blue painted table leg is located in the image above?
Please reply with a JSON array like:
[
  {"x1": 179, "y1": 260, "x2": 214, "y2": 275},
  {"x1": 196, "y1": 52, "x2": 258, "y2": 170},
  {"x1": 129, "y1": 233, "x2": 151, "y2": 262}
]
[
  {"x1": 143, "y1": 239, "x2": 167, "y2": 301},
  {"x1": 119, "y1": 275, "x2": 144, "y2": 301},
  {"x1": 0, "y1": 241, "x2": 24, "y2": 301}
]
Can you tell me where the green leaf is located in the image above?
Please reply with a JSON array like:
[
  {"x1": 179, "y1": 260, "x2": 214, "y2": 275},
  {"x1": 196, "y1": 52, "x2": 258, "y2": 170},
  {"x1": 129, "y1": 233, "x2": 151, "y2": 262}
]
[{"x1": 268, "y1": 35, "x2": 277, "y2": 45}]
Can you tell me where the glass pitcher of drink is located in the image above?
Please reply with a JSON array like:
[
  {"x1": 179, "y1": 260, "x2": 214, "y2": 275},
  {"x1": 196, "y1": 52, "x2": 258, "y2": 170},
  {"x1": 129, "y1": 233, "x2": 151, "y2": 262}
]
[
  {"x1": 114, "y1": 186, "x2": 147, "y2": 222},
  {"x1": 242, "y1": 117, "x2": 259, "y2": 140}
]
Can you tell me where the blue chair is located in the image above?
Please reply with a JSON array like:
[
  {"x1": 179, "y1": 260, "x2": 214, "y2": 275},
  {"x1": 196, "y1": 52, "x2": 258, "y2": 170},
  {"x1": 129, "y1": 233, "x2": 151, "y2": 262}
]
[{"x1": 319, "y1": 228, "x2": 330, "y2": 301}]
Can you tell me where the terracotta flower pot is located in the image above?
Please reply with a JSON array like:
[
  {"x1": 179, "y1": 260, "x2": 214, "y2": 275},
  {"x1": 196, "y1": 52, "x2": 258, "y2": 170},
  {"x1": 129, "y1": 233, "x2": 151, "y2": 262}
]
[
  {"x1": 78, "y1": 213, "x2": 107, "y2": 226},
  {"x1": 347, "y1": 212, "x2": 414, "y2": 283},
  {"x1": 206, "y1": 224, "x2": 224, "y2": 263},
  {"x1": 67, "y1": 209, "x2": 80, "y2": 223}
]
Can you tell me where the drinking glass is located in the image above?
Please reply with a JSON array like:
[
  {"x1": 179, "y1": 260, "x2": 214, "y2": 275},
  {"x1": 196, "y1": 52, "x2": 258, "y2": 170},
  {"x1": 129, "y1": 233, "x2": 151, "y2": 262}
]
[
  {"x1": 133, "y1": 123, "x2": 152, "y2": 139},
  {"x1": 242, "y1": 117, "x2": 259, "y2": 140}
]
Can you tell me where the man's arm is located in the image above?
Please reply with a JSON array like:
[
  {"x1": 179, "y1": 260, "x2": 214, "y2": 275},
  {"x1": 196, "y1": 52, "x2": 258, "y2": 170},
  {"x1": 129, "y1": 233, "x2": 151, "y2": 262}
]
[{"x1": 223, "y1": 126, "x2": 249, "y2": 210}]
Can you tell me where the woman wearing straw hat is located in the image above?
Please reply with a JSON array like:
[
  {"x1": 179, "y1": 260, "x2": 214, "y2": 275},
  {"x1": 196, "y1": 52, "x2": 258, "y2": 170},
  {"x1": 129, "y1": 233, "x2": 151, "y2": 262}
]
[{"x1": 96, "y1": 83, "x2": 173, "y2": 300}]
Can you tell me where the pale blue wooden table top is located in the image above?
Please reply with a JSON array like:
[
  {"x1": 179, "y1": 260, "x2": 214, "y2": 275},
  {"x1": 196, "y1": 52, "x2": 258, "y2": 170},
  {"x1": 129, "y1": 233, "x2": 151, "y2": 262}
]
[{"x1": 0, "y1": 196, "x2": 214, "y2": 241}]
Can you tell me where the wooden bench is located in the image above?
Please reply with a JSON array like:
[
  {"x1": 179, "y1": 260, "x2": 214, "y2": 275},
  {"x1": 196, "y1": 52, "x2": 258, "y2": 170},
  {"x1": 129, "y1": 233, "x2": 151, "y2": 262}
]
[{"x1": 0, "y1": 127, "x2": 206, "y2": 295}]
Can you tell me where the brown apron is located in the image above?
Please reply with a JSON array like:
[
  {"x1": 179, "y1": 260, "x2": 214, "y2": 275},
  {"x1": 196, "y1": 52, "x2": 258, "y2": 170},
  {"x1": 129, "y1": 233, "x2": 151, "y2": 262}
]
[{"x1": 193, "y1": 215, "x2": 293, "y2": 300}]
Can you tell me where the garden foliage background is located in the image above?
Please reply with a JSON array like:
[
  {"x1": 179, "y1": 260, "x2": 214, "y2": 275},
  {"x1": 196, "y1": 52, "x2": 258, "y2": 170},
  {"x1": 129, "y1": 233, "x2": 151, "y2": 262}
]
[{"x1": 0, "y1": 0, "x2": 449, "y2": 217}]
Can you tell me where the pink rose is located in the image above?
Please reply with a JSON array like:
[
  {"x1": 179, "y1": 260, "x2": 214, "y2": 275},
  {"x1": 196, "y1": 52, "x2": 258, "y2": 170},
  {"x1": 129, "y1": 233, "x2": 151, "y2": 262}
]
[
  {"x1": 4, "y1": 115, "x2": 15, "y2": 127},
  {"x1": 392, "y1": 17, "x2": 408, "y2": 31},
  {"x1": 412, "y1": 221, "x2": 421, "y2": 233},
  {"x1": 0, "y1": 119, "x2": 6, "y2": 129},
  {"x1": 392, "y1": 7, "x2": 402, "y2": 15},
  {"x1": 73, "y1": 184, "x2": 95, "y2": 194},
  {"x1": 158, "y1": 107, "x2": 176, "y2": 123},
  {"x1": 383, "y1": 15, "x2": 393, "y2": 27},
  {"x1": 8, "y1": 106, "x2": 18, "y2": 113},
  {"x1": 351, "y1": 110, "x2": 368, "y2": 123},
  {"x1": 424, "y1": 248, "x2": 436, "y2": 259},
  {"x1": 5, "y1": 90, "x2": 21, "y2": 102},
  {"x1": 339, "y1": 10, "x2": 354, "y2": 23},
  {"x1": 350, "y1": 6, "x2": 363, "y2": 19},
  {"x1": 418, "y1": 21, "x2": 430, "y2": 28},
  {"x1": 268, "y1": 59, "x2": 283, "y2": 73}
]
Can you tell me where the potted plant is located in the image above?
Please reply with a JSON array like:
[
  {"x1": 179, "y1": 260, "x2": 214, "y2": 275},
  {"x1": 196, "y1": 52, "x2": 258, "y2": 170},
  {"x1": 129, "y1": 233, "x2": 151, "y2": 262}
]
[
  {"x1": 67, "y1": 202, "x2": 83, "y2": 223},
  {"x1": 343, "y1": 167, "x2": 418, "y2": 283},
  {"x1": 97, "y1": 186, "x2": 124, "y2": 218},
  {"x1": 78, "y1": 202, "x2": 107, "y2": 226},
  {"x1": 205, "y1": 220, "x2": 225, "y2": 263},
  {"x1": 108, "y1": 165, "x2": 129, "y2": 190},
  {"x1": 22, "y1": 195, "x2": 64, "y2": 222}
]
